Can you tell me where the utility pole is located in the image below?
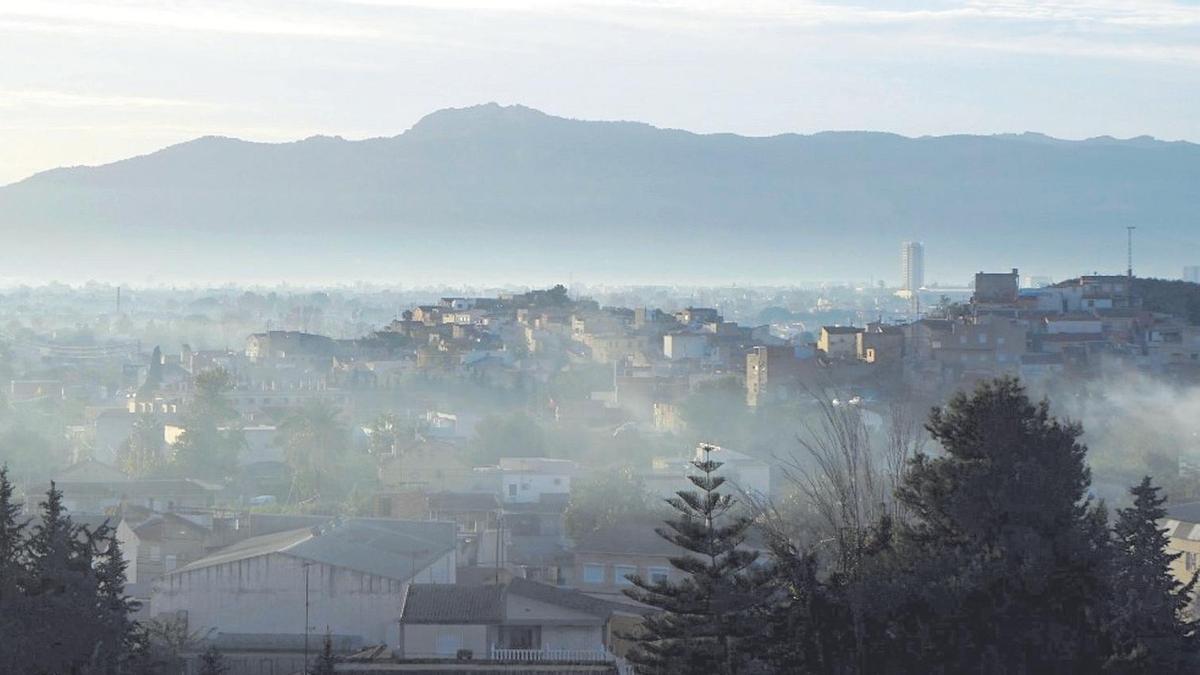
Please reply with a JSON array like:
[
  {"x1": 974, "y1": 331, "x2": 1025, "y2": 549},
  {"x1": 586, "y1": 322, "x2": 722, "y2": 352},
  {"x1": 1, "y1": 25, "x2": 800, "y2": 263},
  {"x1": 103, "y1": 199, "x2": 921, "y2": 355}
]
[
  {"x1": 1127, "y1": 226, "x2": 1137, "y2": 307},
  {"x1": 303, "y1": 562, "x2": 312, "y2": 673}
]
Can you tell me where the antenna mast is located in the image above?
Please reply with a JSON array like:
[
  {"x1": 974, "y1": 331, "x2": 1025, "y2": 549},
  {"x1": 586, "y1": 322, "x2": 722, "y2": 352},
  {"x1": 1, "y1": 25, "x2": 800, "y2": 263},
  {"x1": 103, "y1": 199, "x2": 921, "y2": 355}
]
[{"x1": 1127, "y1": 226, "x2": 1136, "y2": 279}]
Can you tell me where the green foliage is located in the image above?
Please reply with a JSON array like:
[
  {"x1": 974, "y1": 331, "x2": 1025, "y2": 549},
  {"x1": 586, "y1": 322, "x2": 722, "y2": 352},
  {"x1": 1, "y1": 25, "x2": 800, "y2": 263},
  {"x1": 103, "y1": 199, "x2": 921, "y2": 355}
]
[
  {"x1": 198, "y1": 644, "x2": 230, "y2": 675},
  {"x1": 117, "y1": 412, "x2": 165, "y2": 478},
  {"x1": 366, "y1": 413, "x2": 404, "y2": 456},
  {"x1": 139, "y1": 345, "x2": 164, "y2": 396},
  {"x1": 623, "y1": 444, "x2": 768, "y2": 674},
  {"x1": 468, "y1": 412, "x2": 545, "y2": 465},
  {"x1": 677, "y1": 377, "x2": 750, "y2": 444},
  {"x1": 563, "y1": 466, "x2": 653, "y2": 539},
  {"x1": 311, "y1": 630, "x2": 337, "y2": 675},
  {"x1": 1135, "y1": 278, "x2": 1200, "y2": 325},
  {"x1": 888, "y1": 377, "x2": 1112, "y2": 672},
  {"x1": 279, "y1": 400, "x2": 349, "y2": 501},
  {"x1": 547, "y1": 364, "x2": 612, "y2": 402},
  {"x1": 167, "y1": 367, "x2": 243, "y2": 480},
  {"x1": 1, "y1": 477, "x2": 139, "y2": 673},
  {"x1": 1107, "y1": 477, "x2": 1198, "y2": 671}
]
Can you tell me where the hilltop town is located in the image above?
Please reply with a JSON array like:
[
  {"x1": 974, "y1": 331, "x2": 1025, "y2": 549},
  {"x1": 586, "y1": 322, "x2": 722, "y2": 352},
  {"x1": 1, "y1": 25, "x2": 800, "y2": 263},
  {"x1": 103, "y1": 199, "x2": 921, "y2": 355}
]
[{"x1": 3, "y1": 260, "x2": 1200, "y2": 672}]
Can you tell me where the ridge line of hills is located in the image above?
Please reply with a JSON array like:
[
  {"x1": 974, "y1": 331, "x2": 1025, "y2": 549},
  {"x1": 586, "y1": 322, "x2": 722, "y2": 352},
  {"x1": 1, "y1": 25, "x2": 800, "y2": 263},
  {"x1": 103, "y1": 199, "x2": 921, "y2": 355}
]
[{"x1": 2, "y1": 102, "x2": 1197, "y2": 283}]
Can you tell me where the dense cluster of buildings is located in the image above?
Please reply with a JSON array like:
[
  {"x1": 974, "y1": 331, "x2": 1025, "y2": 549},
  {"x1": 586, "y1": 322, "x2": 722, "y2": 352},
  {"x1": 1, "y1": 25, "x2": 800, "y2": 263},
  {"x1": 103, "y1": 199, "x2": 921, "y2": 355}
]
[{"x1": 8, "y1": 267, "x2": 1200, "y2": 673}]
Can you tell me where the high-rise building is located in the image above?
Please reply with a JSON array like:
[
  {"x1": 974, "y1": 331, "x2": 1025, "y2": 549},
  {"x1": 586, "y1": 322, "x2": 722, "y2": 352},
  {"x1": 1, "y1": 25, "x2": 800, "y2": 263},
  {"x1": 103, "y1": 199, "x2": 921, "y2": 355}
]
[
  {"x1": 901, "y1": 241, "x2": 925, "y2": 292},
  {"x1": 1185, "y1": 266, "x2": 1200, "y2": 284}
]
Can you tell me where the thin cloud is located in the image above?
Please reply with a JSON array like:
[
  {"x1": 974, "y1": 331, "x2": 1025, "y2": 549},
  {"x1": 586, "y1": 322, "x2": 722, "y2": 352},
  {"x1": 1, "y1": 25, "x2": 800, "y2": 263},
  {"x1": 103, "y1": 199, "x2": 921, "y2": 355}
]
[
  {"x1": 0, "y1": 89, "x2": 225, "y2": 111},
  {"x1": 0, "y1": 1, "x2": 380, "y2": 39}
]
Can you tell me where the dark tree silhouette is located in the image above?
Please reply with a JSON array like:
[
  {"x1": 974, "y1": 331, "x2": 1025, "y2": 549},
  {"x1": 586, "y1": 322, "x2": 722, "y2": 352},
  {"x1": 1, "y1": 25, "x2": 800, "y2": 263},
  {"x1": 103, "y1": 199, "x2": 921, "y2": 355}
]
[
  {"x1": 1107, "y1": 477, "x2": 1198, "y2": 672},
  {"x1": 891, "y1": 377, "x2": 1113, "y2": 673},
  {"x1": 623, "y1": 443, "x2": 766, "y2": 674}
]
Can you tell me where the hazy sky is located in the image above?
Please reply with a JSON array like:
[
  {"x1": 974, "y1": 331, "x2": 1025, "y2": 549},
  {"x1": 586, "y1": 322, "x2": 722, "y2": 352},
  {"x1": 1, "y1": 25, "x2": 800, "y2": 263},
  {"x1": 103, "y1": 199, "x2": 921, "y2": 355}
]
[{"x1": 2, "y1": 0, "x2": 1198, "y2": 186}]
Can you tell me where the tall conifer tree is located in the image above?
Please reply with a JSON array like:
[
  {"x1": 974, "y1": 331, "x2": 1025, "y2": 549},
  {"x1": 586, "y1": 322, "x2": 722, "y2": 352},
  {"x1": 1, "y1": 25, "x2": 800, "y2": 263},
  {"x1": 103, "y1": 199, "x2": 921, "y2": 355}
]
[{"x1": 624, "y1": 443, "x2": 766, "y2": 675}]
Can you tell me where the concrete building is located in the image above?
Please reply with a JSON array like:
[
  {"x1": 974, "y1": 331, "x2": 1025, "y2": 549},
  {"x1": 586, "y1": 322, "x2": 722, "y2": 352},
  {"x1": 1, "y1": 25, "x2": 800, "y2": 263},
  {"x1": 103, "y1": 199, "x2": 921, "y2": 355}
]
[
  {"x1": 494, "y1": 458, "x2": 578, "y2": 505},
  {"x1": 151, "y1": 519, "x2": 457, "y2": 648},
  {"x1": 746, "y1": 345, "x2": 804, "y2": 407},
  {"x1": 662, "y1": 333, "x2": 708, "y2": 360},
  {"x1": 570, "y1": 522, "x2": 684, "y2": 602},
  {"x1": 818, "y1": 326, "x2": 861, "y2": 358},
  {"x1": 974, "y1": 269, "x2": 1020, "y2": 305},
  {"x1": 857, "y1": 323, "x2": 905, "y2": 364},
  {"x1": 901, "y1": 241, "x2": 925, "y2": 292}
]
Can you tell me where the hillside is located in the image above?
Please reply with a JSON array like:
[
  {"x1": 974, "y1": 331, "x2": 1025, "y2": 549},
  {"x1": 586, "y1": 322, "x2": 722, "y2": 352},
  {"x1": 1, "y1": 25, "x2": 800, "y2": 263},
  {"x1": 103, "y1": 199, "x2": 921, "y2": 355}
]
[{"x1": 2, "y1": 103, "x2": 1197, "y2": 283}]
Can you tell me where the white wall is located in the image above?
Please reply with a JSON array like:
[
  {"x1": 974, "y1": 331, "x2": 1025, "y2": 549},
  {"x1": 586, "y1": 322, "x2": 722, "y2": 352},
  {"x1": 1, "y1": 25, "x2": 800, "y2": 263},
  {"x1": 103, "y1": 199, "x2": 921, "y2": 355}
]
[
  {"x1": 543, "y1": 625, "x2": 605, "y2": 651},
  {"x1": 663, "y1": 334, "x2": 707, "y2": 360},
  {"x1": 501, "y1": 471, "x2": 570, "y2": 504},
  {"x1": 152, "y1": 550, "x2": 455, "y2": 647},
  {"x1": 402, "y1": 624, "x2": 489, "y2": 658}
]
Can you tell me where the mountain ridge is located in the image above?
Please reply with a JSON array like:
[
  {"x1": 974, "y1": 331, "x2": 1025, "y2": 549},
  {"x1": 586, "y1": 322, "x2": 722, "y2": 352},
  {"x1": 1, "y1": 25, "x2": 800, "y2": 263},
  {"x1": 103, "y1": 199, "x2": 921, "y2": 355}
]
[{"x1": 2, "y1": 103, "x2": 1197, "y2": 284}]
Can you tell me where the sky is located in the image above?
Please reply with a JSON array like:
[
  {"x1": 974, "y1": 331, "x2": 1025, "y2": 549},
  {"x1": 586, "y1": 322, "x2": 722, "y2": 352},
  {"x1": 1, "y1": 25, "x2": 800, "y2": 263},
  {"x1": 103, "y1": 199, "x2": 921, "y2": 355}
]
[{"x1": 1, "y1": 0, "x2": 1199, "y2": 186}]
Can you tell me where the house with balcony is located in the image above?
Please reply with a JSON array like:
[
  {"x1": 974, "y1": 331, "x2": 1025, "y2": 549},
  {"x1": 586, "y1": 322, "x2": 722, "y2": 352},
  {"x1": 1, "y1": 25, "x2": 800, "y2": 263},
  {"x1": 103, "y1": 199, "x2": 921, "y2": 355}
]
[{"x1": 397, "y1": 577, "x2": 641, "y2": 664}]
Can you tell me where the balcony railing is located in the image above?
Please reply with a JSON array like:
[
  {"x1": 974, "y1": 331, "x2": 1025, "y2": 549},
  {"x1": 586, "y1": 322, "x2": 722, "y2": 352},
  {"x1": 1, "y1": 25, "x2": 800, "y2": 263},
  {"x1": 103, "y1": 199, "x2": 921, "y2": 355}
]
[{"x1": 489, "y1": 646, "x2": 636, "y2": 674}]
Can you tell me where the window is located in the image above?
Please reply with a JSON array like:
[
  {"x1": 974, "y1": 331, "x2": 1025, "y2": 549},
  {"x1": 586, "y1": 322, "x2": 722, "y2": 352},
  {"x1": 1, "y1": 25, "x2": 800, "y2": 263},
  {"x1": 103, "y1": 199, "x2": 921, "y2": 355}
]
[
  {"x1": 1187, "y1": 552, "x2": 1197, "y2": 573},
  {"x1": 583, "y1": 563, "x2": 605, "y2": 584},
  {"x1": 508, "y1": 484, "x2": 517, "y2": 497},
  {"x1": 149, "y1": 546, "x2": 161, "y2": 562},
  {"x1": 615, "y1": 565, "x2": 637, "y2": 586},
  {"x1": 164, "y1": 555, "x2": 177, "y2": 572},
  {"x1": 648, "y1": 566, "x2": 669, "y2": 585}
]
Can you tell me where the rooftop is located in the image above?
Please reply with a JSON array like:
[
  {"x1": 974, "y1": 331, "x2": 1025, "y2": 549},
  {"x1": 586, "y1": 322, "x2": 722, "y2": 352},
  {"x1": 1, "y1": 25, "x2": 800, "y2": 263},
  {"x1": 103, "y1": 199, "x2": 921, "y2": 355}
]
[{"x1": 170, "y1": 518, "x2": 455, "y2": 581}]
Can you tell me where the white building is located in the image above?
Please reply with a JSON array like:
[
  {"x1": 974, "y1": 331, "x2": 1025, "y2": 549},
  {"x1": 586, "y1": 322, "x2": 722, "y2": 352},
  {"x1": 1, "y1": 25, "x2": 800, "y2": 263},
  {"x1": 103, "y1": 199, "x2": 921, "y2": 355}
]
[
  {"x1": 663, "y1": 333, "x2": 709, "y2": 360},
  {"x1": 493, "y1": 457, "x2": 578, "y2": 504},
  {"x1": 901, "y1": 241, "x2": 925, "y2": 292},
  {"x1": 150, "y1": 519, "x2": 457, "y2": 648}
]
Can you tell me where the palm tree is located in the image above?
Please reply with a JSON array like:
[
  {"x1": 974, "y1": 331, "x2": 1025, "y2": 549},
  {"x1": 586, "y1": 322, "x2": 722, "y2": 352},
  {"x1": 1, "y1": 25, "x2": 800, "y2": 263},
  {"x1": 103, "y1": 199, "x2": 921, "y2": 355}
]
[{"x1": 279, "y1": 400, "x2": 347, "y2": 502}]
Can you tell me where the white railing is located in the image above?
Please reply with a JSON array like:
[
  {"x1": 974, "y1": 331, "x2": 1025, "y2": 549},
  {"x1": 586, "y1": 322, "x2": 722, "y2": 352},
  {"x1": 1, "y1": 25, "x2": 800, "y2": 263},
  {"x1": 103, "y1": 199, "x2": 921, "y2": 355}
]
[{"x1": 491, "y1": 646, "x2": 613, "y2": 662}]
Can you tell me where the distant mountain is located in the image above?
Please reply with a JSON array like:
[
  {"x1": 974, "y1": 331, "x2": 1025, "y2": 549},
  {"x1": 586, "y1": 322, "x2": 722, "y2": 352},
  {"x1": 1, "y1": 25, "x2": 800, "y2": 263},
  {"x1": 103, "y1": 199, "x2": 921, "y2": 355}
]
[{"x1": 2, "y1": 103, "x2": 1197, "y2": 284}]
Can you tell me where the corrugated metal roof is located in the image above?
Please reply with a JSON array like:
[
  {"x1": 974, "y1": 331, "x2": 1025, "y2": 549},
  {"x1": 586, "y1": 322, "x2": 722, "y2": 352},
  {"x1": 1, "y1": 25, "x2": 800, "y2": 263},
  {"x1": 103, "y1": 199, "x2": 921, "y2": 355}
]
[{"x1": 170, "y1": 518, "x2": 455, "y2": 581}]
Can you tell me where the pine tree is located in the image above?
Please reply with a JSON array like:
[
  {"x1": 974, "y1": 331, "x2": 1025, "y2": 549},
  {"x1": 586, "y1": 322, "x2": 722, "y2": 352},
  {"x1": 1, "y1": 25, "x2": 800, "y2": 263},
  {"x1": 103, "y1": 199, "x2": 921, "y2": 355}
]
[
  {"x1": 0, "y1": 465, "x2": 33, "y2": 673},
  {"x1": 891, "y1": 377, "x2": 1113, "y2": 673},
  {"x1": 1107, "y1": 477, "x2": 1197, "y2": 672},
  {"x1": 198, "y1": 643, "x2": 230, "y2": 675},
  {"x1": 94, "y1": 525, "x2": 140, "y2": 674},
  {"x1": 311, "y1": 630, "x2": 337, "y2": 675},
  {"x1": 623, "y1": 443, "x2": 766, "y2": 675},
  {"x1": 24, "y1": 481, "x2": 106, "y2": 673}
]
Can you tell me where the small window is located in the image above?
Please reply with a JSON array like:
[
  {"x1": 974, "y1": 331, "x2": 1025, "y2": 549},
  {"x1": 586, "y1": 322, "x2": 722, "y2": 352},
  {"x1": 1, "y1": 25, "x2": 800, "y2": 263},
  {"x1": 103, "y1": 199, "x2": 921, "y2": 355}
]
[
  {"x1": 508, "y1": 484, "x2": 517, "y2": 497},
  {"x1": 648, "y1": 566, "x2": 670, "y2": 585},
  {"x1": 1188, "y1": 552, "x2": 1197, "y2": 572},
  {"x1": 164, "y1": 555, "x2": 177, "y2": 572},
  {"x1": 615, "y1": 565, "x2": 637, "y2": 586},
  {"x1": 583, "y1": 563, "x2": 605, "y2": 584}
]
